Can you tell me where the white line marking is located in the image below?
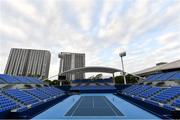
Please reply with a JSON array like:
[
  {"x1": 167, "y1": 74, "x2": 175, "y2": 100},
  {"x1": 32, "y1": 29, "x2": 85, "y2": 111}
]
[
  {"x1": 92, "y1": 96, "x2": 94, "y2": 108},
  {"x1": 103, "y1": 97, "x2": 118, "y2": 116},
  {"x1": 71, "y1": 96, "x2": 83, "y2": 116}
]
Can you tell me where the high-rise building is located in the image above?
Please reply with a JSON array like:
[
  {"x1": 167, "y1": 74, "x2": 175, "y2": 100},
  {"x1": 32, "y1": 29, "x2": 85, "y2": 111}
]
[
  {"x1": 4, "y1": 48, "x2": 51, "y2": 79},
  {"x1": 59, "y1": 52, "x2": 85, "y2": 80}
]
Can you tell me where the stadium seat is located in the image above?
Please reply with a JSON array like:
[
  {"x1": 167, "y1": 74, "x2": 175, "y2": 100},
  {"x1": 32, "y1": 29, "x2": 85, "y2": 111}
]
[
  {"x1": 172, "y1": 98, "x2": 180, "y2": 107},
  {"x1": 168, "y1": 72, "x2": 180, "y2": 81},
  {"x1": 0, "y1": 93, "x2": 20, "y2": 112},
  {"x1": 25, "y1": 77, "x2": 43, "y2": 84},
  {"x1": 4, "y1": 89, "x2": 41, "y2": 106},
  {"x1": 163, "y1": 104, "x2": 176, "y2": 111},
  {"x1": 37, "y1": 87, "x2": 64, "y2": 97},
  {"x1": 138, "y1": 87, "x2": 162, "y2": 98},
  {"x1": 145, "y1": 71, "x2": 180, "y2": 82},
  {"x1": 23, "y1": 88, "x2": 51, "y2": 101},
  {"x1": 146, "y1": 73, "x2": 164, "y2": 81},
  {"x1": 156, "y1": 72, "x2": 177, "y2": 81},
  {"x1": 0, "y1": 74, "x2": 20, "y2": 84},
  {"x1": 0, "y1": 74, "x2": 43, "y2": 84},
  {"x1": 13, "y1": 76, "x2": 32, "y2": 84},
  {"x1": 150, "y1": 87, "x2": 180, "y2": 103},
  {"x1": 120, "y1": 84, "x2": 180, "y2": 113},
  {"x1": 71, "y1": 85, "x2": 116, "y2": 91}
]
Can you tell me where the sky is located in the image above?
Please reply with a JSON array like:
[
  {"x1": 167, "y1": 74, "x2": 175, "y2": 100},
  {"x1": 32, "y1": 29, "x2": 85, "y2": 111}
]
[{"x1": 0, "y1": 0, "x2": 180, "y2": 78}]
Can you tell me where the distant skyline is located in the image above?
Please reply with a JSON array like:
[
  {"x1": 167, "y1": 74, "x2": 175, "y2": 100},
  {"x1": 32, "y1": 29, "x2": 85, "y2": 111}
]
[{"x1": 0, "y1": 0, "x2": 180, "y2": 78}]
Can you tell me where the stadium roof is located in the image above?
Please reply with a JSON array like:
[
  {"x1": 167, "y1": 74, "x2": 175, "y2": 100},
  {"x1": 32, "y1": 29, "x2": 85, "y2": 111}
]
[
  {"x1": 134, "y1": 60, "x2": 180, "y2": 76},
  {"x1": 60, "y1": 66, "x2": 122, "y2": 75}
]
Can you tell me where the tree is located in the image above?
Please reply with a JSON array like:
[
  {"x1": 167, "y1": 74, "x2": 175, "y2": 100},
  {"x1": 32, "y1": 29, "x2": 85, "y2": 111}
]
[
  {"x1": 115, "y1": 74, "x2": 139, "y2": 84},
  {"x1": 115, "y1": 76, "x2": 124, "y2": 84},
  {"x1": 44, "y1": 80, "x2": 52, "y2": 85},
  {"x1": 51, "y1": 80, "x2": 60, "y2": 86}
]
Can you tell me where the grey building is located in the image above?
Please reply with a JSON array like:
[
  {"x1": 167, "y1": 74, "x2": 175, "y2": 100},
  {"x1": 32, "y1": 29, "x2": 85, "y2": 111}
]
[
  {"x1": 59, "y1": 52, "x2": 85, "y2": 80},
  {"x1": 4, "y1": 48, "x2": 51, "y2": 79}
]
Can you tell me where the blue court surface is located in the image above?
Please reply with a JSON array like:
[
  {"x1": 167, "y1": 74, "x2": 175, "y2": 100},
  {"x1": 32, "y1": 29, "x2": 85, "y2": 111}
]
[
  {"x1": 32, "y1": 94, "x2": 160, "y2": 120},
  {"x1": 65, "y1": 96, "x2": 123, "y2": 116}
]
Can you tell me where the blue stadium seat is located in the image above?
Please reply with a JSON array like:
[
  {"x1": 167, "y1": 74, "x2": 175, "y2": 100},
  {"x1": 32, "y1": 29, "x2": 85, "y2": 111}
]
[
  {"x1": 130, "y1": 85, "x2": 151, "y2": 95},
  {"x1": 145, "y1": 71, "x2": 180, "y2": 82},
  {"x1": 121, "y1": 85, "x2": 180, "y2": 112},
  {"x1": 23, "y1": 88, "x2": 51, "y2": 101},
  {"x1": 138, "y1": 87, "x2": 162, "y2": 98},
  {"x1": 147, "y1": 73, "x2": 164, "y2": 81},
  {"x1": 4, "y1": 89, "x2": 41, "y2": 106},
  {"x1": 163, "y1": 104, "x2": 176, "y2": 111},
  {"x1": 122, "y1": 85, "x2": 142, "y2": 95},
  {"x1": 25, "y1": 77, "x2": 43, "y2": 84},
  {"x1": 168, "y1": 72, "x2": 180, "y2": 80},
  {"x1": 38, "y1": 87, "x2": 64, "y2": 97},
  {"x1": 156, "y1": 72, "x2": 177, "y2": 81},
  {"x1": 71, "y1": 85, "x2": 116, "y2": 91},
  {"x1": 0, "y1": 74, "x2": 43, "y2": 84},
  {"x1": 0, "y1": 87, "x2": 66, "y2": 114},
  {"x1": 0, "y1": 93, "x2": 20, "y2": 112},
  {"x1": 172, "y1": 98, "x2": 180, "y2": 107},
  {"x1": 145, "y1": 75, "x2": 157, "y2": 81},
  {"x1": 0, "y1": 78, "x2": 5, "y2": 84},
  {"x1": 13, "y1": 76, "x2": 32, "y2": 84},
  {"x1": 0, "y1": 74, "x2": 20, "y2": 84},
  {"x1": 150, "y1": 87, "x2": 180, "y2": 103}
]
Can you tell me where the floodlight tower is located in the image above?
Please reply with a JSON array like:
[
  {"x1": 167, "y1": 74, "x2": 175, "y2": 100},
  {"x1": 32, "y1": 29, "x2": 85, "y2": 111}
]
[{"x1": 119, "y1": 52, "x2": 127, "y2": 85}]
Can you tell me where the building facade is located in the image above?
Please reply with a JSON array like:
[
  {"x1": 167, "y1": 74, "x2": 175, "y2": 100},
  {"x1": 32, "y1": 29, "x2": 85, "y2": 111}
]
[
  {"x1": 4, "y1": 48, "x2": 51, "y2": 79},
  {"x1": 59, "y1": 52, "x2": 85, "y2": 80}
]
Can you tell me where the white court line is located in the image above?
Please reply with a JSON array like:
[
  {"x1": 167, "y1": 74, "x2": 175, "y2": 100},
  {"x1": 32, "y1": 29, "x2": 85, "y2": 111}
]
[
  {"x1": 70, "y1": 96, "x2": 84, "y2": 116},
  {"x1": 103, "y1": 97, "x2": 118, "y2": 116},
  {"x1": 92, "y1": 96, "x2": 94, "y2": 108}
]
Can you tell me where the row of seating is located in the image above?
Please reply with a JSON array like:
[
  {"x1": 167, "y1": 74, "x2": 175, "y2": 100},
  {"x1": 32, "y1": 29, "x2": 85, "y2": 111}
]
[
  {"x1": 0, "y1": 74, "x2": 43, "y2": 84},
  {"x1": 0, "y1": 94, "x2": 19, "y2": 112},
  {"x1": 24, "y1": 89, "x2": 51, "y2": 101},
  {"x1": 121, "y1": 85, "x2": 180, "y2": 111},
  {"x1": 71, "y1": 85, "x2": 116, "y2": 90},
  {"x1": 145, "y1": 71, "x2": 180, "y2": 81},
  {"x1": 72, "y1": 78, "x2": 113, "y2": 83},
  {"x1": 0, "y1": 87, "x2": 65, "y2": 113},
  {"x1": 4, "y1": 89, "x2": 40, "y2": 106}
]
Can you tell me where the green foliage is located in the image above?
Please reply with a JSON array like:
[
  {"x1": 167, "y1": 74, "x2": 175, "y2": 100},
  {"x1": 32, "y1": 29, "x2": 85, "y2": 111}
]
[
  {"x1": 44, "y1": 80, "x2": 52, "y2": 85},
  {"x1": 114, "y1": 76, "x2": 124, "y2": 84},
  {"x1": 115, "y1": 74, "x2": 139, "y2": 84},
  {"x1": 51, "y1": 80, "x2": 60, "y2": 86}
]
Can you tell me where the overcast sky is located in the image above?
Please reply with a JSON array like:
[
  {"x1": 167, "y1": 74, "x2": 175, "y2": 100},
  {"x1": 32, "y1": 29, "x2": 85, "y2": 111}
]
[{"x1": 0, "y1": 0, "x2": 180, "y2": 77}]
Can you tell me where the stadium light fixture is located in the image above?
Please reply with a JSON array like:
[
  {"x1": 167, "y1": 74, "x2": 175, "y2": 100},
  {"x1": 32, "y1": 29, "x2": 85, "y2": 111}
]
[{"x1": 119, "y1": 51, "x2": 127, "y2": 85}]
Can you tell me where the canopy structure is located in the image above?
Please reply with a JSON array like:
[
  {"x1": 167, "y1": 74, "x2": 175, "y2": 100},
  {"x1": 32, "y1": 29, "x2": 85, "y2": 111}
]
[{"x1": 59, "y1": 66, "x2": 122, "y2": 75}]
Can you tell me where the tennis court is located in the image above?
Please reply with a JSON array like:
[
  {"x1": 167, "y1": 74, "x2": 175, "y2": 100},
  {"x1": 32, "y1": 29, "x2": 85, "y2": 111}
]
[
  {"x1": 32, "y1": 94, "x2": 160, "y2": 120},
  {"x1": 65, "y1": 96, "x2": 123, "y2": 116}
]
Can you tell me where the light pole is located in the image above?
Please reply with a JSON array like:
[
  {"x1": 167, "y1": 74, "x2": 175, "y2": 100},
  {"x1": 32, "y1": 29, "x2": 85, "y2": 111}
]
[{"x1": 119, "y1": 52, "x2": 127, "y2": 85}]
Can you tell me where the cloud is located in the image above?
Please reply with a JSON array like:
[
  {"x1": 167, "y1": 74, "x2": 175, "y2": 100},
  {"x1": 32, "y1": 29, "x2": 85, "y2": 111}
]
[{"x1": 0, "y1": 0, "x2": 179, "y2": 78}]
